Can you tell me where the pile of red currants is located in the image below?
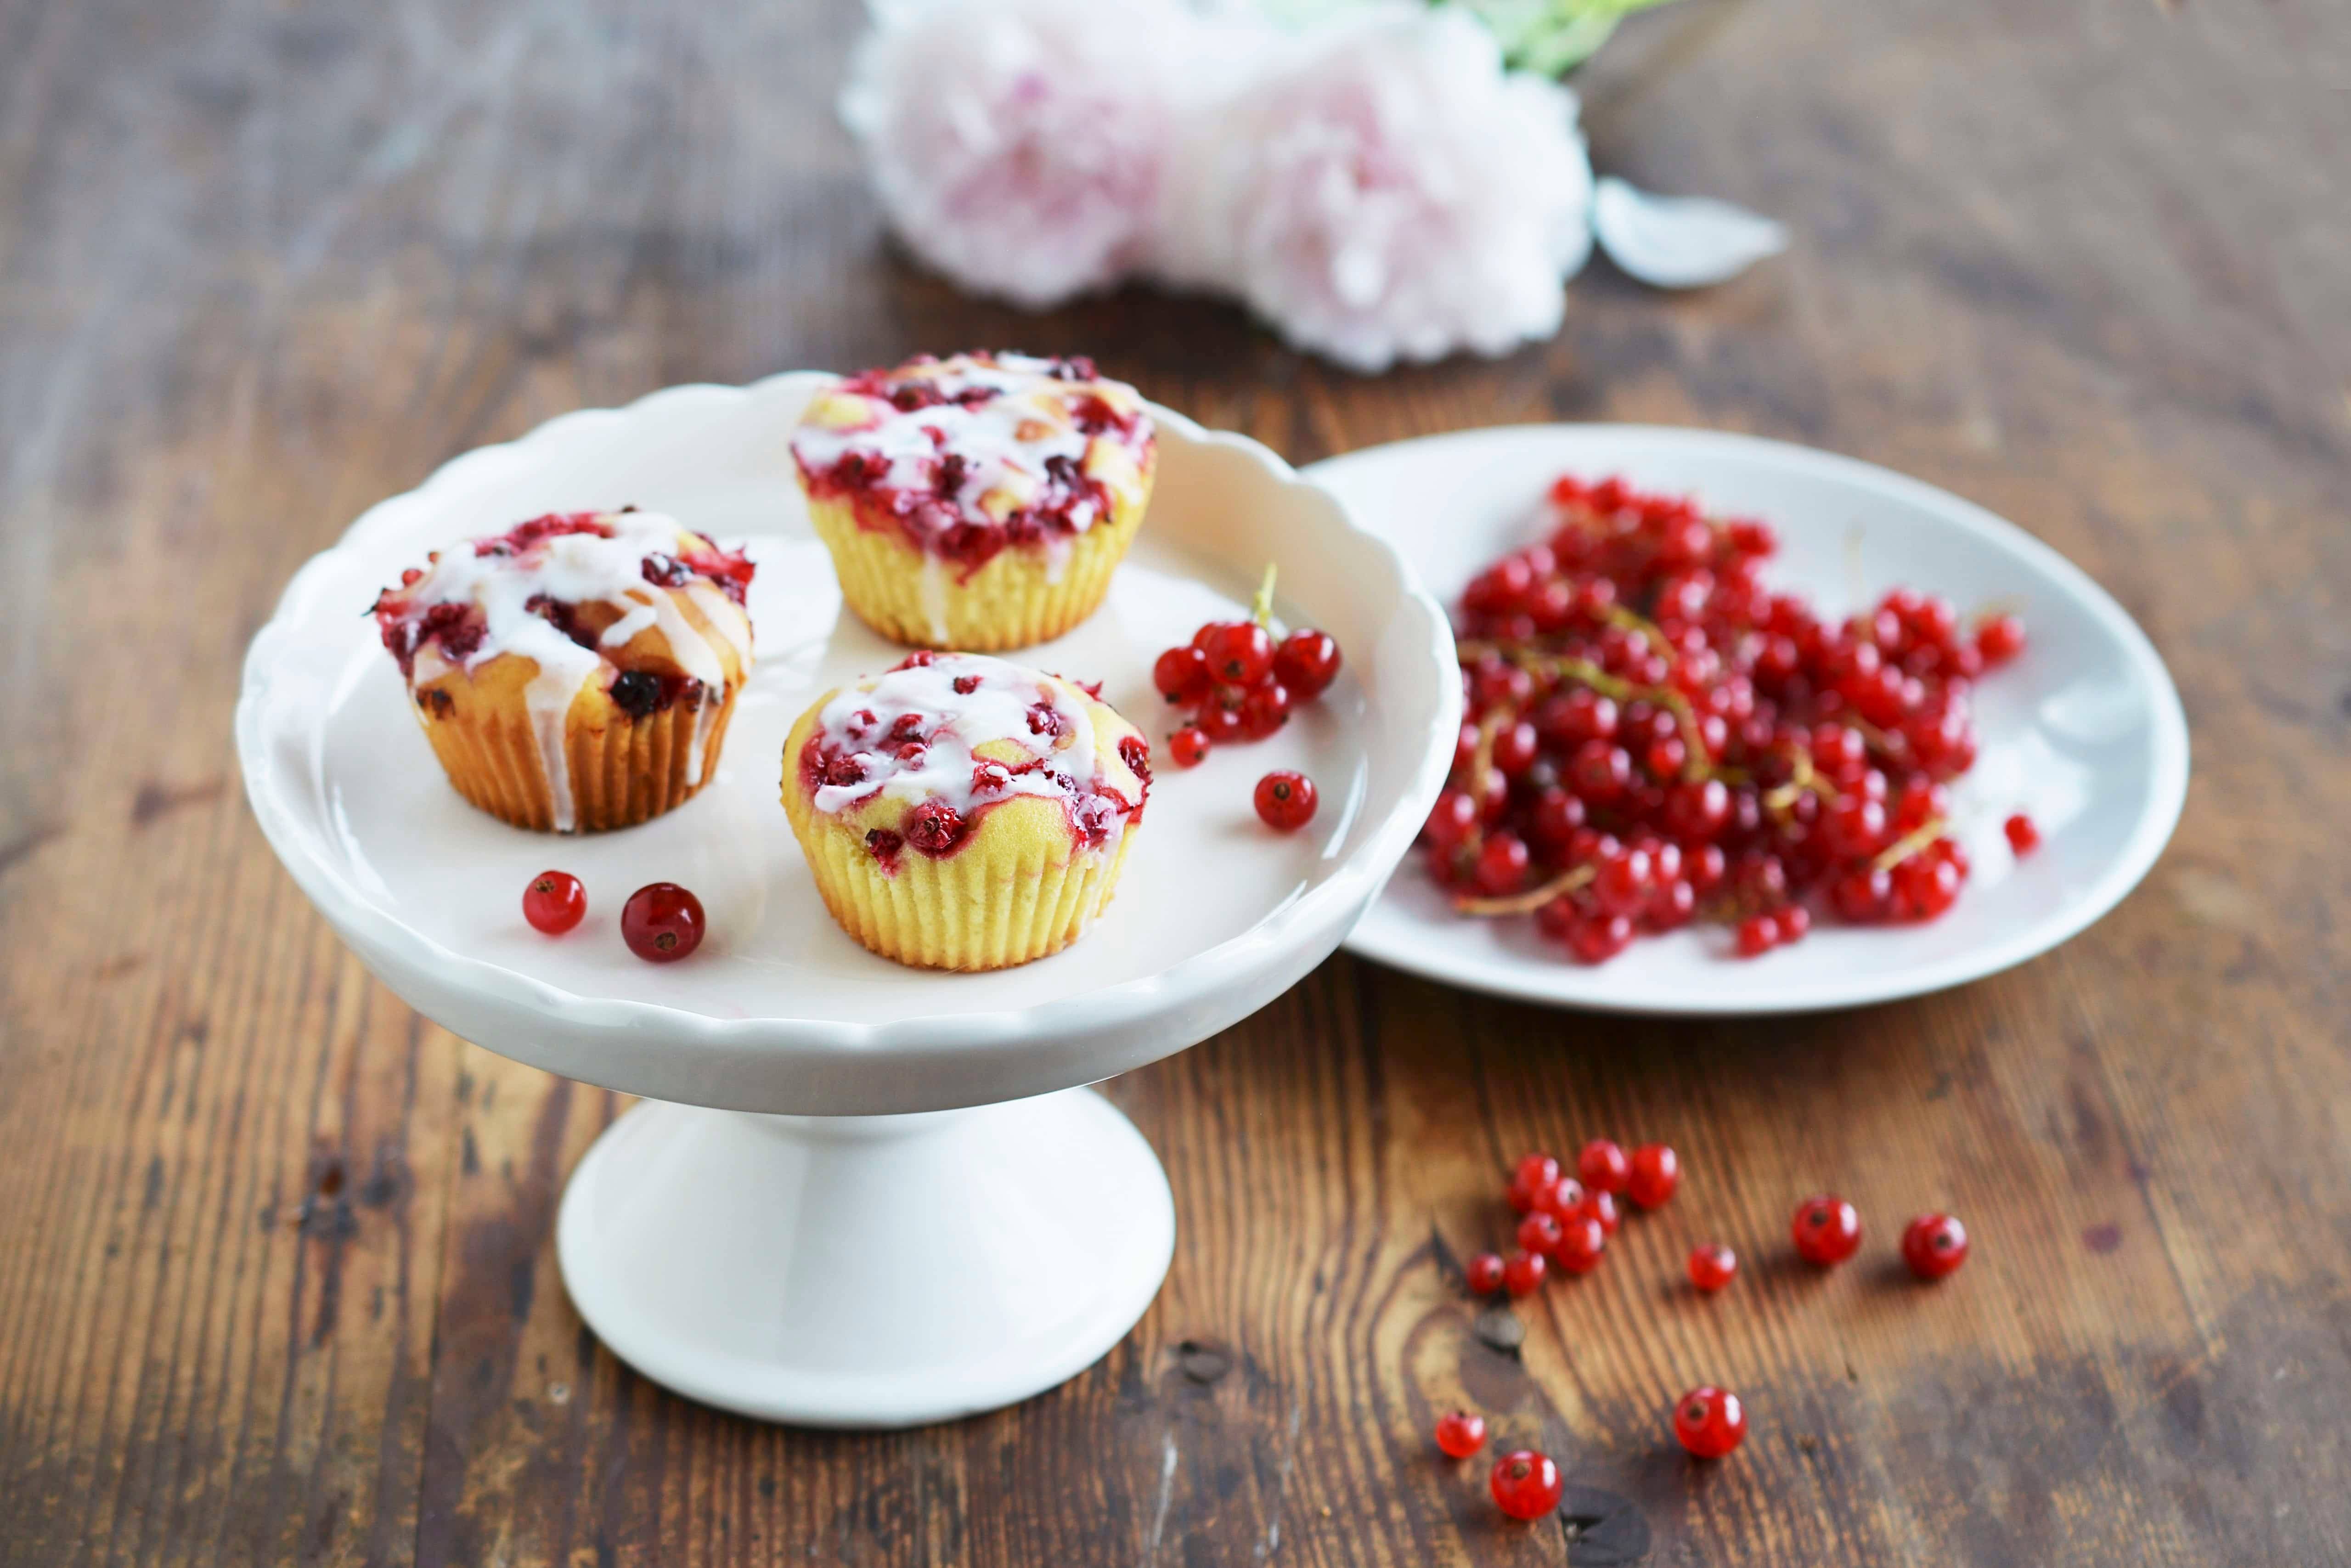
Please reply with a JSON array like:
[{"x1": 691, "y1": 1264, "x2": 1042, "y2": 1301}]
[{"x1": 1425, "y1": 473, "x2": 2027, "y2": 961}]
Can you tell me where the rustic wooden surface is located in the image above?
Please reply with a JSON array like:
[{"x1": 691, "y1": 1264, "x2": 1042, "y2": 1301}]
[{"x1": 3, "y1": 0, "x2": 2347, "y2": 1562}]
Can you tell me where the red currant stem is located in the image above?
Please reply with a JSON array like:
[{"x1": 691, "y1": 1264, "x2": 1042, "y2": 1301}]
[
  {"x1": 1456, "y1": 643, "x2": 1711, "y2": 783},
  {"x1": 1762, "y1": 749, "x2": 1841, "y2": 814},
  {"x1": 1251, "y1": 562, "x2": 1278, "y2": 631},
  {"x1": 1872, "y1": 815, "x2": 1951, "y2": 872},
  {"x1": 1601, "y1": 603, "x2": 1674, "y2": 660},
  {"x1": 1968, "y1": 593, "x2": 2027, "y2": 627},
  {"x1": 1453, "y1": 863, "x2": 1598, "y2": 917}
]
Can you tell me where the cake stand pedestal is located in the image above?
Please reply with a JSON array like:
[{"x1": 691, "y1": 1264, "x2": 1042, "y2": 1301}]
[{"x1": 554, "y1": 1087, "x2": 1173, "y2": 1428}]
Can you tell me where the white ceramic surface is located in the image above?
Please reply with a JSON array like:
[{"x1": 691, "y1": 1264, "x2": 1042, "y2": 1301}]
[
  {"x1": 1313, "y1": 424, "x2": 2189, "y2": 1015},
  {"x1": 238, "y1": 371, "x2": 1457, "y2": 1116},
  {"x1": 236, "y1": 372, "x2": 1456, "y2": 1427},
  {"x1": 558, "y1": 1088, "x2": 1173, "y2": 1428}
]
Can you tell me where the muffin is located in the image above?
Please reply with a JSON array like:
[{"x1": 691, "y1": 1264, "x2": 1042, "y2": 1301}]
[
  {"x1": 372, "y1": 508, "x2": 756, "y2": 832},
  {"x1": 790, "y1": 351, "x2": 1156, "y2": 651},
  {"x1": 780, "y1": 651, "x2": 1150, "y2": 970}
]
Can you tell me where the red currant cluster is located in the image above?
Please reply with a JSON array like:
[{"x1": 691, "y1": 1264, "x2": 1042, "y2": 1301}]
[
  {"x1": 523, "y1": 870, "x2": 705, "y2": 963},
  {"x1": 1152, "y1": 568, "x2": 1342, "y2": 770},
  {"x1": 1439, "y1": 1147, "x2": 1974, "y2": 1500},
  {"x1": 1464, "y1": 1138, "x2": 1678, "y2": 1302},
  {"x1": 1426, "y1": 473, "x2": 2027, "y2": 961}
]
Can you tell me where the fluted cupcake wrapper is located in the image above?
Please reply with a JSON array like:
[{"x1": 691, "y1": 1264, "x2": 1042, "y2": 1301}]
[
  {"x1": 806, "y1": 491, "x2": 1146, "y2": 652},
  {"x1": 416, "y1": 679, "x2": 740, "y2": 833},
  {"x1": 784, "y1": 796, "x2": 1134, "y2": 971}
]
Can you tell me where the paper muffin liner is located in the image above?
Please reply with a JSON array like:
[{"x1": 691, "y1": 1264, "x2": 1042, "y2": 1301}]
[
  {"x1": 805, "y1": 479, "x2": 1149, "y2": 652},
  {"x1": 416, "y1": 677, "x2": 739, "y2": 833},
  {"x1": 783, "y1": 787, "x2": 1135, "y2": 971}
]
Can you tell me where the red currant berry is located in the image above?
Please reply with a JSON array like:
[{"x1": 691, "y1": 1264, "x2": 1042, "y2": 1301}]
[
  {"x1": 1490, "y1": 719, "x2": 1539, "y2": 776},
  {"x1": 1489, "y1": 1450, "x2": 1564, "y2": 1522},
  {"x1": 1688, "y1": 1243, "x2": 1737, "y2": 1292},
  {"x1": 1776, "y1": 905, "x2": 1811, "y2": 944},
  {"x1": 1593, "y1": 846, "x2": 1655, "y2": 917},
  {"x1": 1579, "y1": 1188, "x2": 1620, "y2": 1237},
  {"x1": 1550, "y1": 1213, "x2": 1606, "y2": 1274},
  {"x1": 1167, "y1": 725, "x2": 1211, "y2": 768},
  {"x1": 1673, "y1": 1386, "x2": 1747, "y2": 1459},
  {"x1": 1434, "y1": 1410, "x2": 1488, "y2": 1459},
  {"x1": 1735, "y1": 912, "x2": 1781, "y2": 957},
  {"x1": 523, "y1": 870, "x2": 586, "y2": 935},
  {"x1": 1424, "y1": 790, "x2": 1478, "y2": 849},
  {"x1": 1533, "y1": 1175, "x2": 1588, "y2": 1220},
  {"x1": 1200, "y1": 621, "x2": 1275, "y2": 685},
  {"x1": 1464, "y1": 1251, "x2": 1506, "y2": 1295},
  {"x1": 1253, "y1": 771, "x2": 1317, "y2": 831},
  {"x1": 1510, "y1": 1152, "x2": 1560, "y2": 1203},
  {"x1": 1975, "y1": 613, "x2": 2026, "y2": 665},
  {"x1": 620, "y1": 882, "x2": 704, "y2": 963},
  {"x1": 1273, "y1": 629, "x2": 1342, "y2": 698},
  {"x1": 1236, "y1": 680, "x2": 1291, "y2": 740},
  {"x1": 1154, "y1": 645, "x2": 1210, "y2": 703},
  {"x1": 2004, "y1": 812, "x2": 2040, "y2": 855},
  {"x1": 1627, "y1": 1143, "x2": 1680, "y2": 1209},
  {"x1": 1517, "y1": 1211, "x2": 1565, "y2": 1255},
  {"x1": 1792, "y1": 1194, "x2": 1862, "y2": 1265},
  {"x1": 1474, "y1": 832, "x2": 1531, "y2": 895},
  {"x1": 1578, "y1": 1139, "x2": 1629, "y2": 1195},
  {"x1": 1501, "y1": 1249, "x2": 1547, "y2": 1296},
  {"x1": 1567, "y1": 912, "x2": 1635, "y2": 964},
  {"x1": 1900, "y1": 1212, "x2": 1970, "y2": 1280}
]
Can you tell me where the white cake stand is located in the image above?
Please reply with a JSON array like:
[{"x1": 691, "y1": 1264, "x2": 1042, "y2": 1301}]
[{"x1": 235, "y1": 373, "x2": 1457, "y2": 1428}]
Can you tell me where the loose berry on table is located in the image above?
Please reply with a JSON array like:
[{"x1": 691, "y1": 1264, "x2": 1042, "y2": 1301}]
[
  {"x1": 1688, "y1": 1243, "x2": 1737, "y2": 1292},
  {"x1": 1550, "y1": 1213, "x2": 1607, "y2": 1275},
  {"x1": 1579, "y1": 1187, "x2": 1620, "y2": 1237},
  {"x1": 1508, "y1": 1152, "x2": 1559, "y2": 1212},
  {"x1": 1579, "y1": 1138, "x2": 1630, "y2": 1195},
  {"x1": 1253, "y1": 771, "x2": 1318, "y2": 832},
  {"x1": 1792, "y1": 1194, "x2": 1863, "y2": 1266},
  {"x1": 620, "y1": 881, "x2": 704, "y2": 963},
  {"x1": 1434, "y1": 1410, "x2": 1488, "y2": 1459},
  {"x1": 523, "y1": 870, "x2": 586, "y2": 935},
  {"x1": 1167, "y1": 725, "x2": 1211, "y2": 769},
  {"x1": 1627, "y1": 1143, "x2": 1680, "y2": 1209},
  {"x1": 1533, "y1": 1175, "x2": 1589, "y2": 1220},
  {"x1": 1464, "y1": 1252, "x2": 1506, "y2": 1296},
  {"x1": 1489, "y1": 1450, "x2": 1564, "y2": 1521},
  {"x1": 1517, "y1": 1211, "x2": 1565, "y2": 1256},
  {"x1": 1501, "y1": 1249, "x2": 1547, "y2": 1296},
  {"x1": 1901, "y1": 1212, "x2": 1971, "y2": 1279},
  {"x1": 1673, "y1": 1386, "x2": 1748, "y2": 1459}
]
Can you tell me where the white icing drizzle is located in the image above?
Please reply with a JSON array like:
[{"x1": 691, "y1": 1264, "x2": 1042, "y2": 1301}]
[
  {"x1": 385, "y1": 510, "x2": 751, "y2": 831},
  {"x1": 789, "y1": 353, "x2": 1151, "y2": 560},
  {"x1": 917, "y1": 555, "x2": 951, "y2": 643},
  {"x1": 807, "y1": 655, "x2": 1137, "y2": 853}
]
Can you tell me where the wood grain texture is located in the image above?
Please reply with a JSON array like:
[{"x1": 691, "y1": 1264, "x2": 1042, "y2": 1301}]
[{"x1": 2, "y1": 0, "x2": 2347, "y2": 1562}]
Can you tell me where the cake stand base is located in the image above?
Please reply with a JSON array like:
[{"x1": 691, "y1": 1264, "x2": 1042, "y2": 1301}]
[{"x1": 555, "y1": 1087, "x2": 1174, "y2": 1428}]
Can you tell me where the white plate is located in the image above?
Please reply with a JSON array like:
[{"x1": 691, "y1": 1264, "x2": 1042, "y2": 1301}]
[
  {"x1": 1312, "y1": 424, "x2": 2189, "y2": 1015},
  {"x1": 237, "y1": 373, "x2": 1457, "y2": 1114}
]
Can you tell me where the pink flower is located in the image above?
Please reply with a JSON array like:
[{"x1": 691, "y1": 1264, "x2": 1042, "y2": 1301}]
[
  {"x1": 1156, "y1": 7, "x2": 1594, "y2": 372},
  {"x1": 841, "y1": 0, "x2": 1193, "y2": 309}
]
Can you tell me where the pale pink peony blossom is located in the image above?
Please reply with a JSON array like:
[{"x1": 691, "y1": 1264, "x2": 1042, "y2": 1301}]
[
  {"x1": 1154, "y1": 6, "x2": 1595, "y2": 372},
  {"x1": 840, "y1": 0, "x2": 1197, "y2": 309}
]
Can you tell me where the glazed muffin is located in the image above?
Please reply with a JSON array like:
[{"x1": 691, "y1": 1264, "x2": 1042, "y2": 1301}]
[
  {"x1": 780, "y1": 651, "x2": 1150, "y2": 970},
  {"x1": 373, "y1": 508, "x2": 755, "y2": 832},
  {"x1": 790, "y1": 351, "x2": 1156, "y2": 651}
]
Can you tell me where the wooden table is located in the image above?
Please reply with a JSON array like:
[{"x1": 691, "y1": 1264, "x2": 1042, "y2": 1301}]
[{"x1": 5, "y1": 0, "x2": 2346, "y2": 1561}]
